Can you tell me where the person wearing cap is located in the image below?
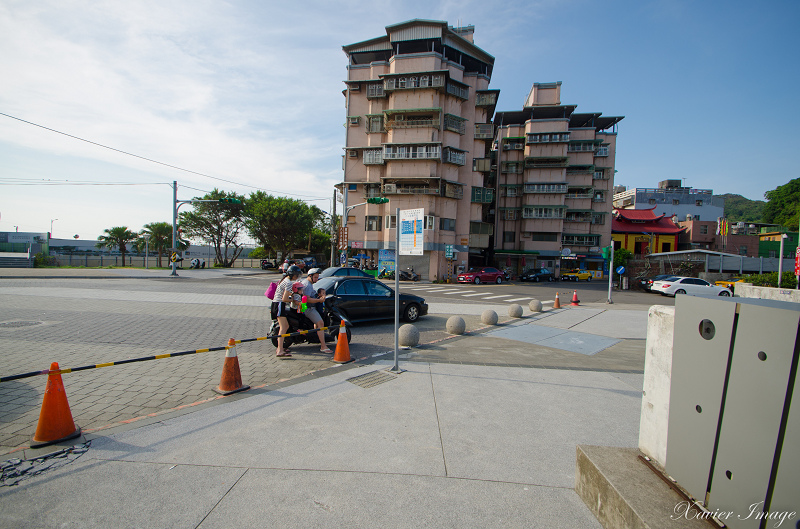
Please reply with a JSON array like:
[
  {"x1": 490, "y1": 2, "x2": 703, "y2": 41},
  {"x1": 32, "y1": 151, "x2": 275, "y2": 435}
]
[{"x1": 301, "y1": 268, "x2": 333, "y2": 353}]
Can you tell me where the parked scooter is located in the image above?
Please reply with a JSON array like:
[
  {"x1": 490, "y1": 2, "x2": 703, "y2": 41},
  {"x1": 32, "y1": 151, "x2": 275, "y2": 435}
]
[
  {"x1": 378, "y1": 267, "x2": 395, "y2": 280},
  {"x1": 398, "y1": 266, "x2": 420, "y2": 281},
  {"x1": 269, "y1": 294, "x2": 352, "y2": 348}
]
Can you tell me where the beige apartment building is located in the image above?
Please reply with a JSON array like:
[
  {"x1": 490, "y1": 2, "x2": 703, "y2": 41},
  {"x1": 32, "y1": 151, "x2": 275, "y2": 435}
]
[
  {"x1": 491, "y1": 82, "x2": 623, "y2": 278},
  {"x1": 340, "y1": 19, "x2": 498, "y2": 280}
]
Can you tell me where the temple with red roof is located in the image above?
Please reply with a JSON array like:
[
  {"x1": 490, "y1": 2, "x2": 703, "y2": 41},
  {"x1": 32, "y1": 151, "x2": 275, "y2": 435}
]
[{"x1": 612, "y1": 206, "x2": 685, "y2": 256}]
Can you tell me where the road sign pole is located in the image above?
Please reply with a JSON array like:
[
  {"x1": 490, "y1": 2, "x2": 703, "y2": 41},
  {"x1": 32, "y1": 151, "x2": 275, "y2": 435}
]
[
  {"x1": 607, "y1": 244, "x2": 614, "y2": 304},
  {"x1": 171, "y1": 181, "x2": 178, "y2": 277},
  {"x1": 392, "y1": 206, "x2": 400, "y2": 373}
]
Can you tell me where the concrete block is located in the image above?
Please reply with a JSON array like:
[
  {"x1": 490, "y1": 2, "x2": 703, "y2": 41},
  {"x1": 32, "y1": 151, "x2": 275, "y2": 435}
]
[
  {"x1": 446, "y1": 316, "x2": 466, "y2": 335},
  {"x1": 398, "y1": 324, "x2": 419, "y2": 347},
  {"x1": 528, "y1": 299, "x2": 543, "y2": 312},
  {"x1": 638, "y1": 305, "x2": 674, "y2": 467},
  {"x1": 480, "y1": 310, "x2": 498, "y2": 325},
  {"x1": 508, "y1": 304, "x2": 523, "y2": 318},
  {"x1": 576, "y1": 445, "x2": 710, "y2": 529}
]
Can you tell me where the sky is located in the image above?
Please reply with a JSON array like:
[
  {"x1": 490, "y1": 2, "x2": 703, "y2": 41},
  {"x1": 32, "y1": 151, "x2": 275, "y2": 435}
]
[{"x1": 1, "y1": 0, "x2": 798, "y2": 242}]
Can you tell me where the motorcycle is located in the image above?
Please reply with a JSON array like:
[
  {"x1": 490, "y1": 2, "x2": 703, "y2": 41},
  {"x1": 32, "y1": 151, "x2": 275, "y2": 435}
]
[
  {"x1": 269, "y1": 294, "x2": 352, "y2": 349},
  {"x1": 398, "y1": 266, "x2": 419, "y2": 281},
  {"x1": 378, "y1": 267, "x2": 395, "y2": 280}
]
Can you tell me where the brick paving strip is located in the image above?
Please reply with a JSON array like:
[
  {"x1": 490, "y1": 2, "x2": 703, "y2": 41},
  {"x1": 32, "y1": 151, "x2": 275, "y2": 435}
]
[{"x1": 0, "y1": 277, "x2": 458, "y2": 455}]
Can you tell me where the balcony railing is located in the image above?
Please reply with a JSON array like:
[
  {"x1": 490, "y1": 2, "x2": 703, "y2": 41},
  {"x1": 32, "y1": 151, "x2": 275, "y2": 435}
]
[
  {"x1": 474, "y1": 123, "x2": 494, "y2": 139},
  {"x1": 383, "y1": 185, "x2": 440, "y2": 195},
  {"x1": 385, "y1": 117, "x2": 438, "y2": 130},
  {"x1": 566, "y1": 192, "x2": 593, "y2": 199},
  {"x1": 383, "y1": 146, "x2": 441, "y2": 160},
  {"x1": 525, "y1": 157, "x2": 569, "y2": 168},
  {"x1": 476, "y1": 92, "x2": 498, "y2": 106},
  {"x1": 524, "y1": 183, "x2": 568, "y2": 194}
]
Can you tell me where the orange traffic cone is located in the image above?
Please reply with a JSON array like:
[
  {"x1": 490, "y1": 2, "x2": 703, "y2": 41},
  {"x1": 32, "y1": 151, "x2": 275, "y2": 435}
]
[
  {"x1": 214, "y1": 339, "x2": 250, "y2": 395},
  {"x1": 571, "y1": 290, "x2": 580, "y2": 306},
  {"x1": 333, "y1": 320, "x2": 352, "y2": 364},
  {"x1": 553, "y1": 292, "x2": 561, "y2": 309},
  {"x1": 31, "y1": 362, "x2": 81, "y2": 448}
]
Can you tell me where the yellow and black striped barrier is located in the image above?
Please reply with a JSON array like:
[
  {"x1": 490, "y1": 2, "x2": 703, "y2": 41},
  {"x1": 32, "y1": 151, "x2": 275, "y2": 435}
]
[{"x1": 0, "y1": 325, "x2": 340, "y2": 383}]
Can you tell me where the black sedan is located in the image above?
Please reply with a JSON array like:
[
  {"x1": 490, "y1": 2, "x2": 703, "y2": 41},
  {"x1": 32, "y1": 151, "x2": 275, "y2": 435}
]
[
  {"x1": 638, "y1": 274, "x2": 674, "y2": 291},
  {"x1": 314, "y1": 276, "x2": 427, "y2": 324},
  {"x1": 519, "y1": 267, "x2": 555, "y2": 282},
  {"x1": 318, "y1": 266, "x2": 372, "y2": 278}
]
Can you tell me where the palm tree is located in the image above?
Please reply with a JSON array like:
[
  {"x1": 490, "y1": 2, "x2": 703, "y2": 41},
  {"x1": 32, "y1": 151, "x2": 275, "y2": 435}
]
[
  {"x1": 139, "y1": 222, "x2": 174, "y2": 268},
  {"x1": 96, "y1": 227, "x2": 137, "y2": 266}
]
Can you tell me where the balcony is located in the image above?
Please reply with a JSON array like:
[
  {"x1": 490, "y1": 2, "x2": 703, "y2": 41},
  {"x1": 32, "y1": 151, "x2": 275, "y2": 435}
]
[
  {"x1": 524, "y1": 183, "x2": 568, "y2": 194},
  {"x1": 501, "y1": 162, "x2": 524, "y2": 174},
  {"x1": 363, "y1": 149, "x2": 384, "y2": 165},
  {"x1": 471, "y1": 186, "x2": 495, "y2": 204},
  {"x1": 366, "y1": 83, "x2": 386, "y2": 99},
  {"x1": 444, "y1": 114, "x2": 467, "y2": 135},
  {"x1": 525, "y1": 157, "x2": 569, "y2": 168},
  {"x1": 527, "y1": 132, "x2": 570, "y2": 144},
  {"x1": 382, "y1": 184, "x2": 439, "y2": 196},
  {"x1": 446, "y1": 82, "x2": 469, "y2": 100},
  {"x1": 443, "y1": 147, "x2": 466, "y2": 166},
  {"x1": 475, "y1": 91, "x2": 498, "y2": 107},
  {"x1": 595, "y1": 146, "x2": 609, "y2": 157},
  {"x1": 383, "y1": 144, "x2": 441, "y2": 161},
  {"x1": 566, "y1": 188, "x2": 594, "y2": 199},
  {"x1": 522, "y1": 206, "x2": 566, "y2": 219},
  {"x1": 474, "y1": 123, "x2": 494, "y2": 139},
  {"x1": 384, "y1": 73, "x2": 445, "y2": 91},
  {"x1": 566, "y1": 165, "x2": 595, "y2": 174}
]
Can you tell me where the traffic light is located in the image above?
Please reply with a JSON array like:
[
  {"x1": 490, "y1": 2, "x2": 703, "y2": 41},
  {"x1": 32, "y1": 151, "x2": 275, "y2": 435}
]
[
  {"x1": 218, "y1": 198, "x2": 242, "y2": 204},
  {"x1": 601, "y1": 246, "x2": 611, "y2": 260},
  {"x1": 366, "y1": 197, "x2": 389, "y2": 204}
]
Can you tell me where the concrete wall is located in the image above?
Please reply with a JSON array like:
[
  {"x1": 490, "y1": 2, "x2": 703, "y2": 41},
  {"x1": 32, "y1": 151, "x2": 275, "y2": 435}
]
[
  {"x1": 638, "y1": 305, "x2": 674, "y2": 466},
  {"x1": 736, "y1": 283, "x2": 800, "y2": 303}
]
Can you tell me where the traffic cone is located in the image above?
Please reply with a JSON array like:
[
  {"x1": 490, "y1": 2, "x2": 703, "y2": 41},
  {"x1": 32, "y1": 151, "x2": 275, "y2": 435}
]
[
  {"x1": 31, "y1": 362, "x2": 81, "y2": 448},
  {"x1": 571, "y1": 290, "x2": 580, "y2": 306},
  {"x1": 553, "y1": 292, "x2": 561, "y2": 309},
  {"x1": 333, "y1": 320, "x2": 352, "y2": 364},
  {"x1": 214, "y1": 339, "x2": 250, "y2": 395}
]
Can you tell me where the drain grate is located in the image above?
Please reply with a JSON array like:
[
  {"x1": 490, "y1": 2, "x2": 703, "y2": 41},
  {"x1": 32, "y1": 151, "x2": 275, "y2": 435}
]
[
  {"x1": 347, "y1": 369, "x2": 397, "y2": 389},
  {"x1": 0, "y1": 321, "x2": 43, "y2": 328}
]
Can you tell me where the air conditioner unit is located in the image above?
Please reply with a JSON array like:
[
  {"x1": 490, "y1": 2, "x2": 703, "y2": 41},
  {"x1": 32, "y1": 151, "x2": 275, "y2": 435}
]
[
  {"x1": 384, "y1": 184, "x2": 397, "y2": 193},
  {"x1": 349, "y1": 117, "x2": 360, "y2": 126},
  {"x1": 348, "y1": 150, "x2": 358, "y2": 158}
]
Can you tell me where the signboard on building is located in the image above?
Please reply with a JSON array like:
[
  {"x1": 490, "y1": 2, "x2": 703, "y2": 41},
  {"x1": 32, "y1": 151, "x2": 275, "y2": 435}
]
[
  {"x1": 351, "y1": 241, "x2": 363, "y2": 249},
  {"x1": 795, "y1": 247, "x2": 800, "y2": 276},
  {"x1": 399, "y1": 209, "x2": 424, "y2": 256}
]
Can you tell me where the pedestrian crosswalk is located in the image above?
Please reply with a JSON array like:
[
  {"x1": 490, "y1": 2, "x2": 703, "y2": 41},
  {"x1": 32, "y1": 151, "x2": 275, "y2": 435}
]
[{"x1": 398, "y1": 285, "x2": 555, "y2": 304}]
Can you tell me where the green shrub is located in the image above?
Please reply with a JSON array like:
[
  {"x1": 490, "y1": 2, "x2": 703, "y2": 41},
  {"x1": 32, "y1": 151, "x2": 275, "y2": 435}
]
[
  {"x1": 741, "y1": 271, "x2": 797, "y2": 288},
  {"x1": 33, "y1": 252, "x2": 59, "y2": 267},
  {"x1": 248, "y1": 247, "x2": 267, "y2": 259}
]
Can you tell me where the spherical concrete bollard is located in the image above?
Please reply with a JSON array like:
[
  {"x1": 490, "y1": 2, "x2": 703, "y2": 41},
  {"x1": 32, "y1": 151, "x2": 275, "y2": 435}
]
[
  {"x1": 508, "y1": 303, "x2": 523, "y2": 318},
  {"x1": 481, "y1": 309, "x2": 498, "y2": 325},
  {"x1": 528, "y1": 299, "x2": 543, "y2": 313},
  {"x1": 446, "y1": 315, "x2": 466, "y2": 335},
  {"x1": 398, "y1": 324, "x2": 420, "y2": 347}
]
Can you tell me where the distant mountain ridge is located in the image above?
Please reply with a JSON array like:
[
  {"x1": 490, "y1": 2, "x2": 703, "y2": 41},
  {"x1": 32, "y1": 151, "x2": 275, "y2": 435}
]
[{"x1": 719, "y1": 193, "x2": 765, "y2": 223}]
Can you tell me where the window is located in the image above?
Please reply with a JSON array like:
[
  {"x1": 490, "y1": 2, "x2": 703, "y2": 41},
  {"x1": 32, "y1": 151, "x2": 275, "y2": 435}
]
[
  {"x1": 524, "y1": 183, "x2": 567, "y2": 194},
  {"x1": 385, "y1": 215, "x2": 397, "y2": 230},
  {"x1": 501, "y1": 186, "x2": 520, "y2": 197},
  {"x1": 365, "y1": 281, "x2": 392, "y2": 297},
  {"x1": 348, "y1": 184, "x2": 357, "y2": 191},
  {"x1": 593, "y1": 192, "x2": 605, "y2": 203},
  {"x1": 367, "y1": 116, "x2": 385, "y2": 133},
  {"x1": 501, "y1": 161, "x2": 523, "y2": 174},
  {"x1": 367, "y1": 84, "x2": 384, "y2": 98},
  {"x1": 424, "y1": 215, "x2": 435, "y2": 230},
  {"x1": 696, "y1": 200, "x2": 703, "y2": 206},
  {"x1": 363, "y1": 149, "x2": 383, "y2": 164},
  {"x1": 383, "y1": 144, "x2": 440, "y2": 160},
  {"x1": 470, "y1": 222, "x2": 493, "y2": 235},
  {"x1": 700, "y1": 225, "x2": 708, "y2": 234},
  {"x1": 592, "y1": 213, "x2": 605, "y2": 225},
  {"x1": 502, "y1": 209, "x2": 519, "y2": 220},
  {"x1": 503, "y1": 231, "x2": 515, "y2": 243},
  {"x1": 338, "y1": 281, "x2": 366, "y2": 295},
  {"x1": 694, "y1": 215, "x2": 700, "y2": 220},
  {"x1": 672, "y1": 199, "x2": 680, "y2": 205},
  {"x1": 596, "y1": 145, "x2": 609, "y2": 156},
  {"x1": 523, "y1": 206, "x2": 565, "y2": 219},
  {"x1": 444, "y1": 114, "x2": 466, "y2": 134},
  {"x1": 529, "y1": 232, "x2": 558, "y2": 242},
  {"x1": 443, "y1": 147, "x2": 466, "y2": 165},
  {"x1": 365, "y1": 216, "x2": 381, "y2": 231},
  {"x1": 648, "y1": 198, "x2": 656, "y2": 205},
  {"x1": 440, "y1": 218, "x2": 456, "y2": 231}
]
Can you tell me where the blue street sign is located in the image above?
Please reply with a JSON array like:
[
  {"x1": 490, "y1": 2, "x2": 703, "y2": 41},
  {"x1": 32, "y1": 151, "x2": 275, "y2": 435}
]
[
  {"x1": 340, "y1": 251, "x2": 347, "y2": 266},
  {"x1": 616, "y1": 266, "x2": 626, "y2": 275}
]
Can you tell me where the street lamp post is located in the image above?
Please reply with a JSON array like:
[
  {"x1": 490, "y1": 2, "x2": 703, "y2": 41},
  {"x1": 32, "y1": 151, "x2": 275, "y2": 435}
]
[
  {"x1": 50, "y1": 219, "x2": 58, "y2": 237},
  {"x1": 143, "y1": 233, "x2": 151, "y2": 270},
  {"x1": 778, "y1": 233, "x2": 788, "y2": 286}
]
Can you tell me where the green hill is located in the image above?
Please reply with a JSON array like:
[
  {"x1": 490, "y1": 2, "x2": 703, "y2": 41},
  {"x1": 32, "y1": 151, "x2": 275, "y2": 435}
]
[{"x1": 720, "y1": 193, "x2": 765, "y2": 223}]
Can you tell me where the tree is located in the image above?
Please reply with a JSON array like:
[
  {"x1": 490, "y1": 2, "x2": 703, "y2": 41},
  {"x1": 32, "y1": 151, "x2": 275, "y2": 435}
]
[
  {"x1": 244, "y1": 192, "x2": 315, "y2": 259},
  {"x1": 96, "y1": 226, "x2": 137, "y2": 266},
  {"x1": 613, "y1": 248, "x2": 633, "y2": 268},
  {"x1": 134, "y1": 221, "x2": 186, "y2": 268},
  {"x1": 763, "y1": 178, "x2": 800, "y2": 228},
  {"x1": 179, "y1": 189, "x2": 246, "y2": 267},
  {"x1": 719, "y1": 194, "x2": 765, "y2": 223}
]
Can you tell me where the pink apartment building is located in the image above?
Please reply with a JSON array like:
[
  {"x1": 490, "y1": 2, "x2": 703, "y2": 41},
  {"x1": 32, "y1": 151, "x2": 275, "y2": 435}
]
[
  {"x1": 340, "y1": 19, "x2": 498, "y2": 280},
  {"x1": 491, "y1": 82, "x2": 623, "y2": 277}
]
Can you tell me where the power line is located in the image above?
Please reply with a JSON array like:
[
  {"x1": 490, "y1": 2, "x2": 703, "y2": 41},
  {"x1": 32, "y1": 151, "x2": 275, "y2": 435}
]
[{"x1": 0, "y1": 112, "x2": 330, "y2": 200}]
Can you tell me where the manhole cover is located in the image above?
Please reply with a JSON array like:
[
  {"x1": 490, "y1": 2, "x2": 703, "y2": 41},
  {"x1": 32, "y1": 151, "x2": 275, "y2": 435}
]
[
  {"x1": 347, "y1": 370, "x2": 397, "y2": 389},
  {"x1": 0, "y1": 321, "x2": 43, "y2": 328}
]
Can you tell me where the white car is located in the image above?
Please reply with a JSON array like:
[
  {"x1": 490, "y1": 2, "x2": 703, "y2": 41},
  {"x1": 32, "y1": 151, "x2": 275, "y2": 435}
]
[{"x1": 651, "y1": 276, "x2": 732, "y2": 297}]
